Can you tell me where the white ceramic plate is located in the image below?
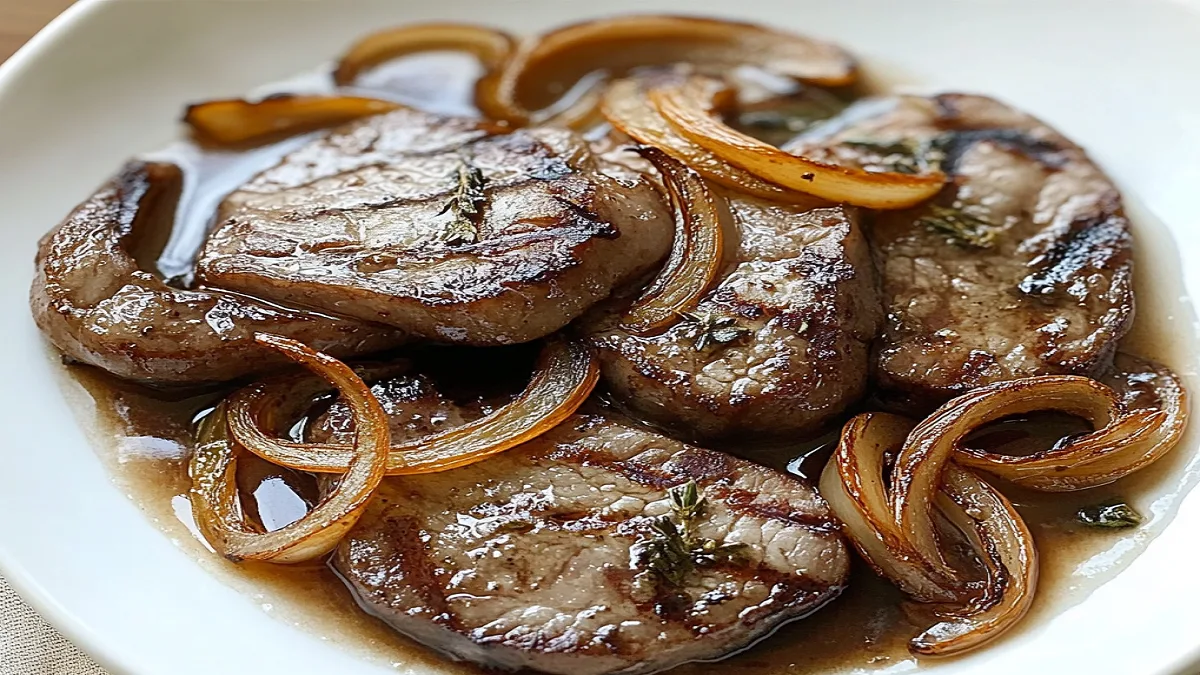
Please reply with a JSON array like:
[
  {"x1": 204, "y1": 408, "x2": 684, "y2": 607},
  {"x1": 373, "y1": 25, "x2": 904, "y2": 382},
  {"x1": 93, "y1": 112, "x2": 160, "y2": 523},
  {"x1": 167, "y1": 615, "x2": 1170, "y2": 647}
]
[{"x1": 3, "y1": 0, "x2": 1200, "y2": 673}]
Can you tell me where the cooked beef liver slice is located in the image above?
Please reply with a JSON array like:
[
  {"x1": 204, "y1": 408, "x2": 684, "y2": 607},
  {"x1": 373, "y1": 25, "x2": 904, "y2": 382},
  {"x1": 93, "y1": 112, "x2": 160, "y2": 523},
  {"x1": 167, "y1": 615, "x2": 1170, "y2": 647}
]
[
  {"x1": 30, "y1": 161, "x2": 403, "y2": 384},
  {"x1": 586, "y1": 191, "x2": 880, "y2": 442},
  {"x1": 318, "y1": 403, "x2": 847, "y2": 675},
  {"x1": 787, "y1": 94, "x2": 1134, "y2": 410},
  {"x1": 197, "y1": 109, "x2": 672, "y2": 346}
]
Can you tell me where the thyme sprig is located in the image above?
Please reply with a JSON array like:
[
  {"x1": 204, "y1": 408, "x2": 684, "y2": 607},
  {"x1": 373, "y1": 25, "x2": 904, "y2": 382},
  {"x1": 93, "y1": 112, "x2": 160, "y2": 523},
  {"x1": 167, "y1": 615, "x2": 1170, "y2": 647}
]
[
  {"x1": 680, "y1": 310, "x2": 750, "y2": 352},
  {"x1": 439, "y1": 160, "x2": 487, "y2": 246},
  {"x1": 632, "y1": 480, "x2": 750, "y2": 599},
  {"x1": 917, "y1": 204, "x2": 997, "y2": 249}
]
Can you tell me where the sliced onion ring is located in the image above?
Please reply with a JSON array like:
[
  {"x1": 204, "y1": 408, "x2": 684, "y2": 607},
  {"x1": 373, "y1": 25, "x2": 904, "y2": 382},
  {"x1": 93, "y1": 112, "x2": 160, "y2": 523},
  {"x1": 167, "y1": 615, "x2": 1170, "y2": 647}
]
[
  {"x1": 818, "y1": 413, "x2": 962, "y2": 603},
  {"x1": 332, "y1": 22, "x2": 516, "y2": 92},
  {"x1": 480, "y1": 15, "x2": 857, "y2": 126},
  {"x1": 654, "y1": 75, "x2": 946, "y2": 209},
  {"x1": 183, "y1": 95, "x2": 401, "y2": 146},
  {"x1": 914, "y1": 364, "x2": 1188, "y2": 493},
  {"x1": 914, "y1": 464, "x2": 1037, "y2": 657},
  {"x1": 188, "y1": 334, "x2": 390, "y2": 564},
  {"x1": 602, "y1": 77, "x2": 799, "y2": 201},
  {"x1": 228, "y1": 337, "x2": 598, "y2": 475},
  {"x1": 820, "y1": 413, "x2": 1038, "y2": 657},
  {"x1": 619, "y1": 148, "x2": 726, "y2": 334}
]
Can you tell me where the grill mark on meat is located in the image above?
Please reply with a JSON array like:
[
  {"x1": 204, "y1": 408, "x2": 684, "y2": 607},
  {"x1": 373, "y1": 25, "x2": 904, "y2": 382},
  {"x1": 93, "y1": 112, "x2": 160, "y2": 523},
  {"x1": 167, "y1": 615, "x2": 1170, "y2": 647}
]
[
  {"x1": 321, "y1": 379, "x2": 848, "y2": 675},
  {"x1": 29, "y1": 161, "x2": 404, "y2": 383},
  {"x1": 197, "y1": 109, "x2": 672, "y2": 345},
  {"x1": 542, "y1": 442, "x2": 839, "y2": 533},
  {"x1": 1018, "y1": 212, "x2": 1132, "y2": 300},
  {"x1": 935, "y1": 129, "x2": 1068, "y2": 173},
  {"x1": 586, "y1": 194, "x2": 881, "y2": 442}
]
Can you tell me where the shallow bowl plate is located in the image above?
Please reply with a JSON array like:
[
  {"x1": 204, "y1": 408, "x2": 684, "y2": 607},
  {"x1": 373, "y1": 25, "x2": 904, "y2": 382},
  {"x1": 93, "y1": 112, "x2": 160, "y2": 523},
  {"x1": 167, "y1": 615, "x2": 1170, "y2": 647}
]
[{"x1": 1, "y1": 0, "x2": 1199, "y2": 673}]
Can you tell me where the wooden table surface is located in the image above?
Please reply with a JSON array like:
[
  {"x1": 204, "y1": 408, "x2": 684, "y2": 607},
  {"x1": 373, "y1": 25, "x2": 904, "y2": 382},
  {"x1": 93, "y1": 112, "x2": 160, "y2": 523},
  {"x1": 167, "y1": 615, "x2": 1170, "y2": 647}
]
[{"x1": 1, "y1": 0, "x2": 75, "y2": 63}]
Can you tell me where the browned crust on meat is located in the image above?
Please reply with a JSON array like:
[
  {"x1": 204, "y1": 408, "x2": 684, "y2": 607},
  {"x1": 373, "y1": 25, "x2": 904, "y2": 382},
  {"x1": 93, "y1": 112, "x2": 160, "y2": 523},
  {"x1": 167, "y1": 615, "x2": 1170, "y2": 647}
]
[{"x1": 793, "y1": 93, "x2": 1134, "y2": 411}]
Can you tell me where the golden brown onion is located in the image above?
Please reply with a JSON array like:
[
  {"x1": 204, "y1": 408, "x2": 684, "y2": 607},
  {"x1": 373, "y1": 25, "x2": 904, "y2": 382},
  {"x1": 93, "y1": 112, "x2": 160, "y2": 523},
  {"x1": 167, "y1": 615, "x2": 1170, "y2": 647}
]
[
  {"x1": 619, "y1": 148, "x2": 726, "y2": 334},
  {"x1": 480, "y1": 15, "x2": 857, "y2": 126},
  {"x1": 820, "y1": 412, "x2": 1038, "y2": 657},
  {"x1": 602, "y1": 77, "x2": 799, "y2": 201},
  {"x1": 917, "y1": 368, "x2": 1188, "y2": 492},
  {"x1": 913, "y1": 464, "x2": 1037, "y2": 657},
  {"x1": 227, "y1": 337, "x2": 597, "y2": 475},
  {"x1": 188, "y1": 334, "x2": 390, "y2": 563},
  {"x1": 332, "y1": 22, "x2": 516, "y2": 92},
  {"x1": 818, "y1": 413, "x2": 963, "y2": 603},
  {"x1": 183, "y1": 95, "x2": 400, "y2": 146},
  {"x1": 653, "y1": 75, "x2": 946, "y2": 208}
]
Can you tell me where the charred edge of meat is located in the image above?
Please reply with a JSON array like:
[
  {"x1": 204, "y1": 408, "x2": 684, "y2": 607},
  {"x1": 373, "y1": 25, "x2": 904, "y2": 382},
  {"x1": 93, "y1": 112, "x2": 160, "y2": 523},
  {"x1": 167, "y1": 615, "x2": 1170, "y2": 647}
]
[
  {"x1": 934, "y1": 129, "x2": 1067, "y2": 175},
  {"x1": 1018, "y1": 211, "x2": 1134, "y2": 301}
]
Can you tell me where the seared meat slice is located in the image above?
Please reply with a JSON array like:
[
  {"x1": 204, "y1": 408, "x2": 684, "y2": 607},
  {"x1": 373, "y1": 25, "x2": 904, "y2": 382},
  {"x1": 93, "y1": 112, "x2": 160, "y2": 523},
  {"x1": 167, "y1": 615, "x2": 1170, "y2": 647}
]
[
  {"x1": 788, "y1": 94, "x2": 1135, "y2": 410},
  {"x1": 197, "y1": 108, "x2": 672, "y2": 345},
  {"x1": 30, "y1": 162, "x2": 403, "y2": 384},
  {"x1": 314, "y1": 395, "x2": 847, "y2": 674},
  {"x1": 586, "y1": 193, "x2": 881, "y2": 441}
]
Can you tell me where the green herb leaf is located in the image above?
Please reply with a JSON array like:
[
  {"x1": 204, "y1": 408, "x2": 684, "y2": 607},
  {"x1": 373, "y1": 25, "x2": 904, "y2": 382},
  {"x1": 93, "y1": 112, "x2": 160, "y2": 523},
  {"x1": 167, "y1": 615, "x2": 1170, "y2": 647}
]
[
  {"x1": 439, "y1": 160, "x2": 487, "y2": 245},
  {"x1": 1077, "y1": 501, "x2": 1143, "y2": 529},
  {"x1": 917, "y1": 204, "x2": 997, "y2": 249},
  {"x1": 633, "y1": 480, "x2": 751, "y2": 595},
  {"x1": 680, "y1": 311, "x2": 750, "y2": 351}
]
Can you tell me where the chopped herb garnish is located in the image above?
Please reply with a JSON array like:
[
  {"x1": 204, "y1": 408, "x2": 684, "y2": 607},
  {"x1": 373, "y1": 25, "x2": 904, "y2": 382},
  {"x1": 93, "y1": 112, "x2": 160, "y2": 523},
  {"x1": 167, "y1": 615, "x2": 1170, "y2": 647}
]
[
  {"x1": 917, "y1": 204, "x2": 997, "y2": 249},
  {"x1": 1077, "y1": 501, "x2": 1143, "y2": 529},
  {"x1": 680, "y1": 310, "x2": 750, "y2": 351},
  {"x1": 842, "y1": 136, "x2": 949, "y2": 175},
  {"x1": 632, "y1": 480, "x2": 750, "y2": 600},
  {"x1": 439, "y1": 159, "x2": 487, "y2": 245}
]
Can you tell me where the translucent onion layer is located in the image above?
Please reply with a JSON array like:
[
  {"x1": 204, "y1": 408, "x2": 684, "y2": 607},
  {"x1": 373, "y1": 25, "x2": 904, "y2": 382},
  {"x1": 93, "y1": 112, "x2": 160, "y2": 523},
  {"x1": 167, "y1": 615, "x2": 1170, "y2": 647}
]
[{"x1": 188, "y1": 334, "x2": 390, "y2": 563}]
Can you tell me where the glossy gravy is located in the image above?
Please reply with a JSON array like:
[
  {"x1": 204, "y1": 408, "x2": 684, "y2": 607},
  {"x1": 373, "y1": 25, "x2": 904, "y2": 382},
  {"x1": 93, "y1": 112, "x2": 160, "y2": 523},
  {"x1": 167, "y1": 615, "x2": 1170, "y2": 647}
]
[{"x1": 53, "y1": 52, "x2": 1200, "y2": 674}]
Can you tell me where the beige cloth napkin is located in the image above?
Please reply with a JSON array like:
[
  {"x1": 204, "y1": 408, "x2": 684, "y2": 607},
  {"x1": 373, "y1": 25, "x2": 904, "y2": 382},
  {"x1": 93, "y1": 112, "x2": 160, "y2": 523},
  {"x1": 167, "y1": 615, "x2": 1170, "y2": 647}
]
[{"x1": 0, "y1": 576, "x2": 107, "y2": 675}]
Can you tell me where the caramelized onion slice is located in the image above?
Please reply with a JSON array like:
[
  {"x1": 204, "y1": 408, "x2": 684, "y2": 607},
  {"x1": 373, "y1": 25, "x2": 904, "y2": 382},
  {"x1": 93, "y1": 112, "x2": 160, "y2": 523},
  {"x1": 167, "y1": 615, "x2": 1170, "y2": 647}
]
[
  {"x1": 912, "y1": 367, "x2": 1188, "y2": 492},
  {"x1": 188, "y1": 334, "x2": 389, "y2": 563},
  {"x1": 602, "y1": 78, "x2": 799, "y2": 201},
  {"x1": 228, "y1": 338, "x2": 597, "y2": 474},
  {"x1": 619, "y1": 148, "x2": 726, "y2": 334},
  {"x1": 184, "y1": 95, "x2": 401, "y2": 146},
  {"x1": 480, "y1": 15, "x2": 857, "y2": 125},
  {"x1": 913, "y1": 464, "x2": 1037, "y2": 657},
  {"x1": 654, "y1": 75, "x2": 946, "y2": 209},
  {"x1": 333, "y1": 22, "x2": 516, "y2": 91},
  {"x1": 822, "y1": 413, "x2": 1039, "y2": 657},
  {"x1": 818, "y1": 413, "x2": 962, "y2": 603}
]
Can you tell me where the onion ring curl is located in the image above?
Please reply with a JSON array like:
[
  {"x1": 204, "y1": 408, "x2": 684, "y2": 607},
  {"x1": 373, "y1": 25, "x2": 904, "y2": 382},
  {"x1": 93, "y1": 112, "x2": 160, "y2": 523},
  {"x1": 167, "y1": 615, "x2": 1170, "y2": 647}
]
[
  {"x1": 481, "y1": 15, "x2": 857, "y2": 126},
  {"x1": 227, "y1": 337, "x2": 597, "y2": 475},
  {"x1": 332, "y1": 22, "x2": 516, "y2": 96},
  {"x1": 188, "y1": 334, "x2": 390, "y2": 564},
  {"x1": 917, "y1": 364, "x2": 1188, "y2": 493},
  {"x1": 618, "y1": 147, "x2": 727, "y2": 334},
  {"x1": 602, "y1": 76, "x2": 800, "y2": 201},
  {"x1": 820, "y1": 412, "x2": 1037, "y2": 658}
]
